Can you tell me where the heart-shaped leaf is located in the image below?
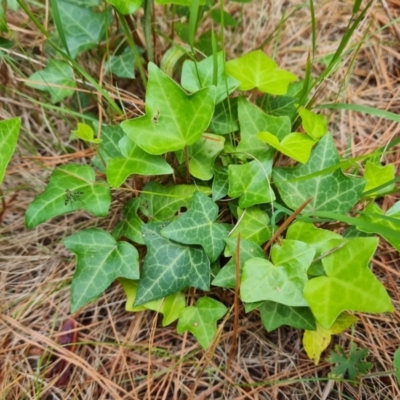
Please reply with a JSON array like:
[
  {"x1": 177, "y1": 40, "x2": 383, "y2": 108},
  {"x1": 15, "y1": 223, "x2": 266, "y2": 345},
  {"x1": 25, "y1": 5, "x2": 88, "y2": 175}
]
[
  {"x1": 273, "y1": 134, "x2": 365, "y2": 213},
  {"x1": 25, "y1": 164, "x2": 111, "y2": 228},
  {"x1": 304, "y1": 237, "x2": 394, "y2": 328},
  {"x1": 135, "y1": 223, "x2": 210, "y2": 306},
  {"x1": 363, "y1": 161, "x2": 395, "y2": 197},
  {"x1": 298, "y1": 107, "x2": 328, "y2": 140},
  {"x1": 177, "y1": 297, "x2": 227, "y2": 349},
  {"x1": 72, "y1": 123, "x2": 102, "y2": 144},
  {"x1": 105, "y1": 47, "x2": 136, "y2": 78},
  {"x1": 64, "y1": 228, "x2": 140, "y2": 312},
  {"x1": 121, "y1": 63, "x2": 216, "y2": 154},
  {"x1": 0, "y1": 117, "x2": 20, "y2": 185},
  {"x1": 225, "y1": 50, "x2": 298, "y2": 95},
  {"x1": 161, "y1": 192, "x2": 228, "y2": 262}
]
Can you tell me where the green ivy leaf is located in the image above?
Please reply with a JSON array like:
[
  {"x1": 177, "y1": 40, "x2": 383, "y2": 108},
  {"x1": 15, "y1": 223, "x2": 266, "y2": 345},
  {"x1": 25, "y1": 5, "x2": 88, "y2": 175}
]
[
  {"x1": 212, "y1": 166, "x2": 229, "y2": 201},
  {"x1": 121, "y1": 63, "x2": 216, "y2": 154},
  {"x1": 186, "y1": 134, "x2": 225, "y2": 180},
  {"x1": 209, "y1": 97, "x2": 238, "y2": 135},
  {"x1": 363, "y1": 161, "x2": 395, "y2": 197},
  {"x1": 119, "y1": 279, "x2": 185, "y2": 326},
  {"x1": 105, "y1": 47, "x2": 136, "y2": 79},
  {"x1": 181, "y1": 51, "x2": 239, "y2": 104},
  {"x1": 57, "y1": 0, "x2": 111, "y2": 58},
  {"x1": 177, "y1": 297, "x2": 227, "y2": 349},
  {"x1": 228, "y1": 152, "x2": 275, "y2": 208},
  {"x1": 106, "y1": 136, "x2": 173, "y2": 187},
  {"x1": 298, "y1": 107, "x2": 328, "y2": 140},
  {"x1": 135, "y1": 223, "x2": 210, "y2": 306},
  {"x1": 0, "y1": 117, "x2": 20, "y2": 185},
  {"x1": 26, "y1": 59, "x2": 76, "y2": 103},
  {"x1": 25, "y1": 164, "x2": 111, "y2": 228},
  {"x1": 273, "y1": 134, "x2": 365, "y2": 213},
  {"x1": 210, "y1": 9, "x2": 238, "y2": 27},
  {"x1": 64, "y1": 228, "x2": 140, "y2": 312},
  {"x1": 304, "y1": 237, "x2": 394, "y2": 329},
  {"x1": 212, "y1": 237, "x2": 265, "y2": 289},
  {"x1": 327, "y1": 343, "x2": 372, "y2": 381},
  {"x1": 259, "y1": 301, "x2": 316, "y2": 332},
  {"x1": 257, "y1": 131, "x2": 316, "y2": 163},
  {"x1": 161, "y1": 192, "x2": 228, "y2": 262},
  {"x1": 241, "y1": 240, "x2": 314, "y2": 306},
  {"x1": 105, "y1": 0, "x2": 141, "y2": 15},
  {"x1": 358, "y1": 202, "x2": 400, "y2": 251},
  {"x1": 112, "y1": 198, "x2": 144, "y2": 244},
  {"x1": 72, "y1": 123, "x2": 102, "y2": 144},
  {"x1": 303, "y1": 314, "x2": 358, "y2": 365},
  {"x1": 225, "y1": 50, "x2": 298, "y2": 95},
  {"x1": 236, "y1": 97, "x2": 291, "y2": 158},
  {"x1": 230, "y1": 206, "x2": 272, "y2": 245}
]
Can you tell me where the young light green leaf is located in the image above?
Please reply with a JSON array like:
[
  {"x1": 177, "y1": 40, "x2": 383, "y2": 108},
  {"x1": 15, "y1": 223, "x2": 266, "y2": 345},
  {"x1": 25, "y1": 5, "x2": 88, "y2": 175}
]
[
  {"x1": 186, "y1": 134, "x2": 225, "y2": 180},
  {"x1": 225, "y1": 50, "x2": 298, "y2": 95},
  {"x1": 228, "y1": 152, "x2": 275, "y2": 208},
  {"x1": 105, "y1": 0, "x2": 141, "y2": 15},
  {"x1": 57, "y1": 0, "x2": 111, "y2": 58},
  {"x1": 259, "y1": 301, "x2": 316, "y2": 332},
  {"x1": 135, "y1": 223, "x2": 210, "y2": 306},
  {"x1": 0, "y1": 117, "x2": 20, "y2": 185},
  {"x1": 230, "y1": 206, "x2": 272, "y2": 245},
  {"x1": 257, "y1": 131, "x2": 316, "y2": 163},
  {"x1": 161, "y1": 192, "x2": 228, "y2": 262},
  {"x1": 181, "y1": 51, "x2": 239, "y2": 104},
  {"x1": 121, "y1": 63, "x2": 216, "y2": 154},
  {"x1": 212, "y1": 237, "x2": 265, "y2": 289},
  {"x1": 106, "y1": 136, "x2": 173, "y2": 188},
  {"x1": 72, "y1": 123, "x2": 102, "y2": 144},
  {"x1": 119, "y1": 279, "x2": 185, "y2": 326},
  {"x1": 298, "y1": 107, "x2": 328, "y2": 140},
  {"x1": 64, "y1": 228, "x2": 140, "y2": 312},
  {"x1": 236, "y1": 97, "x2": 291, "y2": 158},
  {"x1": 25, "y1": 164, "x2": 111, "y2": 228},
  {"x1": 177, "y1": 297, "x2": 227, "y2": 350},
  {"x1": 26, "y1": 59, "x2": 76, "y2": 103},
  {"x1": 273, "y1": 134, "x2": 365, "y2": 213},
  {"x1": 112, "y1": 198, "x2": 144, "y2": 244},
  {"x1": 303, "y1": 314, "x2": 358, "y2": 365},
  {"x1": 363, "y1": 161, "x2": 395, "y2": 197},
  {"x1": 358, "y1": 202, "x2": 400, "y2": 251},
  {"x1": 139, "y1": 182, "x2": 211, "y2": 222},
  {"x1": 304, "y1": 237, "x2": 394, "y2": 329},
  {"x1": 212, "y1": 166, "x2": 229, "y2": 201},
  {"x1": 105, "y1": 47, "x2": 136, "y2": 79}
]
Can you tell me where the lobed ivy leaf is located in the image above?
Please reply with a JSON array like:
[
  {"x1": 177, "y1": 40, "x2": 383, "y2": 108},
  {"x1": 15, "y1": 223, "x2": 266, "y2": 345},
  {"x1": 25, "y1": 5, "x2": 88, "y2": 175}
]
[
  {"x1": 105, "y1": 47, "x2": 136, "y2": 79},
  {"x1": 181, "y1": 51, "x2": 239, "y2": 104},
  {"x1": 105, "y1": 0, "x2": 141, "y2": 15},
  {"x1": 177, "y1": 297, "x2": 227, "y2": 350},
  {"x1": 212, "y1": 166, "x2": 229, "y2": 201},
  {"x1": 209, "y1": 97, "x2": 238, "y2": 135},
  {"x1": 257, "y1": 131, "x2": 317, "y2": 163},
  {"x1": 327, "y1": 343, "x2": 372, "y2": 381},
  {"x1": 121, "y1": 63, "x2": 216, "y2": 155},
  {"x1": 25, "y1": 164, "x2": 111, "y2": 229},
  {"x1": 64, "y1": 228, "x2": 140, "y2": 312},
  {"x1": 26, "y1": 59, "x2": 76, "y2": 103},
  {"x1": 225, "y1": 50, "x2": 298, "y2": 95},
  {"x1": 259, "y1": 301, "x2": 316, "y2": 332},
  {"x1": 119, "y1": 279, "x2": 185, "y2": 326},
  {"x1": 298, "y1": 107, "x2": 328, "y2": 140},
  {"x1": 228, "y1": 152, "x2": 275, "y2": 208},
  {"x1": 273, "y1": 134, "x2": 365, "y2": 213},
  {"x1": 161, "y1": 192, "x2": 228, "y2": 262},
  {"x1": 303, "y1": 314, "x2": 358, "y2": 365},
  {"x1": 57, "y1": 0, "x2": 111, "y2": 58},
  {"x1": 0, "y1": 117, "x2": 20, "y2": 185},
  {"x1": 236, "y1": 97, "x2": 291, "y2": 158},
  {"x1": 139, "y1": 182, "x2": 211, "y2": 222},
  {"x1": 106, "y1": 136, "x2": 173, "y2": 188},
  {"x1": 363, "y1": 161, "x2": 395, "y2": 197},
  {"x1": 357, "y1": 202, "x2": 400, "y2": 251},
  {"x1": 112, "y1": 198, "x2": 144, "y2": 244},
  {"x1": 304, "y1": 237, "x2": 394, "y2": 329},
  {"x1": 135, "y1": 223, "x2": 210, "y2": 306},
  {"x1": 230, "y1": 206, "x2": 272, "y2": 245},
  {"x1": 212, "y1": 237, "x2": 265, "y2": 289}
]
